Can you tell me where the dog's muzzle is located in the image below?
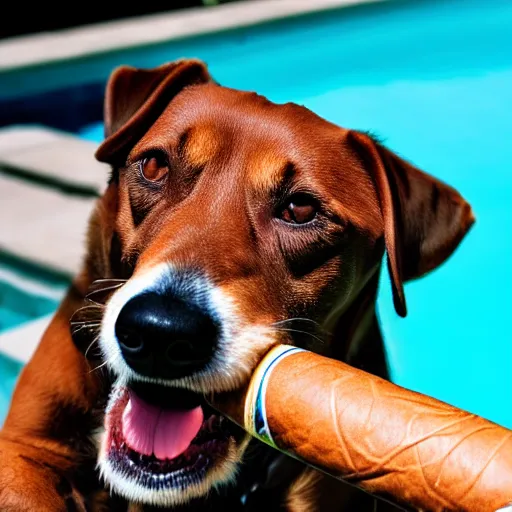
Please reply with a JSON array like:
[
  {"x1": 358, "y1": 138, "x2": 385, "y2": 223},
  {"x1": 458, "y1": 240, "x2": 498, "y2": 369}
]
[
  {"x1": 96, "y1": 266, "x2": 251, "y2": 506},
  {"x1": 115, "y1": 291, "x2": 220, "y2": 381}
]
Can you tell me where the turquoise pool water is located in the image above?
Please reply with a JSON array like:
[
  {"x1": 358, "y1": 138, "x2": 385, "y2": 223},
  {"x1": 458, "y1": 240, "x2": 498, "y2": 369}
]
[
  {"x1": 0, "y1": 255, "x2": 66, "y2": 330},
  {"x1": 0, "y1": 280, "x2": 57, "y2": 332},
  {"x1": 1, "y1": 0, "x2": 511, "y2": 427},
  {"x1": 0, "y1": 354, "x2": 23, "y2": 424},
  {"x1": 0, "y1": 256, "x2": 65, "y2": 424}
]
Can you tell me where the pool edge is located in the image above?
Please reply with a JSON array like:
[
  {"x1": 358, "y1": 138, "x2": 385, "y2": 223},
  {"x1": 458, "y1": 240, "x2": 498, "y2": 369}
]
[{"x1": 0, "y1": 0, "x2": 389, "y2": 73}]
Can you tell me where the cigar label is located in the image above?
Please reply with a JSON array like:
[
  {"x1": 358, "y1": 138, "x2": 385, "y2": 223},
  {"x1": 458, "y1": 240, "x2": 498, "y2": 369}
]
[{"x1": 244, "y1": 344, "x2": 305, "y2": 447}]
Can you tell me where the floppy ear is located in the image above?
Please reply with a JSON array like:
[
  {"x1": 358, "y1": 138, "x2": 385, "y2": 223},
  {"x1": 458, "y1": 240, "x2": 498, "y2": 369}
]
[
  {"x1": 95, "y1": 59, "x2": 212, "y2": 165},
  {"x1": 348, "y1": 131, "x2": 475, "y2": 318}
]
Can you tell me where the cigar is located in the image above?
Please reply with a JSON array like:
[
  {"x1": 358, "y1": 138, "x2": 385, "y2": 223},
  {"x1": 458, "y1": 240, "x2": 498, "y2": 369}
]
[{"x1": 209, "y1": 345, "x2": 512, "y2": 512}]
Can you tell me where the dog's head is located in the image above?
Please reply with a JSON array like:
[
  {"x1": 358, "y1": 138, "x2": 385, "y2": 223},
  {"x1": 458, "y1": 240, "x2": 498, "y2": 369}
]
[{"x1": 83, "y1": 59, "x2": 474, "y2": 506}]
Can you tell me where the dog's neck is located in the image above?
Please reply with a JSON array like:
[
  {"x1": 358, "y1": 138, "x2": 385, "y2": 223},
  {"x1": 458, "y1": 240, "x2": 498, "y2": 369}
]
[{"x1": 329, "y1": 271, "x2": 389, "y2": 379}]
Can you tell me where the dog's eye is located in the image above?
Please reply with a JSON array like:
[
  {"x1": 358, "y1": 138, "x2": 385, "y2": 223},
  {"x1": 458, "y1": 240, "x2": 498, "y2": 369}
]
[
  {"x1": 279, "y1": 194, "x2": 318, "y2": 224},
  {"x1": 139, "y1": 155, "x2": 169, "y2": 182}
]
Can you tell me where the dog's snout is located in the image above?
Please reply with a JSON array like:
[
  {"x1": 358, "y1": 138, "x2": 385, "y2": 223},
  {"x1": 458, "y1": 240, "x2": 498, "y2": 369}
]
[{"x1": 115, "y1": 292, "x2": 218, "y2": 380}]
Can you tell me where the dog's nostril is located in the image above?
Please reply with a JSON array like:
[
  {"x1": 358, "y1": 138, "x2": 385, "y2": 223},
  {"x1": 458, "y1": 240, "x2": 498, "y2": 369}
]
[
  {"x1": 116, "y1": 328, "x2": 145, "y2": 352},
  {"x1": 165, "y1": 340, "x2": 213, "y2": 366},
  {"x1": 165, "y1": 340, "x2": 197, "y2": 365}
]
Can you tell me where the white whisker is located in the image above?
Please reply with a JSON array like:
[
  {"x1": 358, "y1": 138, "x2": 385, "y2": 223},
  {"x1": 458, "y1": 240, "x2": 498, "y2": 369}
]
[
  {"x1": 91, "y1": 278, "x2": 128, "y2": 283},
  {"x1": 273, "y1": 327, "x2": 325, "y2": 345},
  {"x1": 272, "y1": 317, "x2": 320, "y2": 327},
  {"x1": 84, "y1": 334, "x2": 101, "y2": 359},
  {"x1": 86, "y1": 283, "x2": 126, "y2": 297},
  {"x1": 85, "y1": 298, "x2": 105, "y2": 307},
  {"x1": 73, "y1": 304, "x2": 104, "y2": 315},
  {"x1": 89, "y1": 354, "x2": 117, "y2": 374}
]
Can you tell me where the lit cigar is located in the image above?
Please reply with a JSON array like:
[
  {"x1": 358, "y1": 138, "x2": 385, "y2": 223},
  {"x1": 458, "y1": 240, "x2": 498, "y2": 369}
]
[{"x1": 209, "y1": 345, "x2": 512, "y2": 512}]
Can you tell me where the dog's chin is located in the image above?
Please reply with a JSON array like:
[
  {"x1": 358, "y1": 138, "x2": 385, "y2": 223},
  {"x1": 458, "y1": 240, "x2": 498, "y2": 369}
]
[{"x1": 98, "y1": 383, "x2": 245, "y2": 507}]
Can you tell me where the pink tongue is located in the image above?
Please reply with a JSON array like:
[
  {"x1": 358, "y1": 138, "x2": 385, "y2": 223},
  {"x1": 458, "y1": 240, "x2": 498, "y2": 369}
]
[{"x1": 121, "y1": 390, "x2": 203, "y2": 460}]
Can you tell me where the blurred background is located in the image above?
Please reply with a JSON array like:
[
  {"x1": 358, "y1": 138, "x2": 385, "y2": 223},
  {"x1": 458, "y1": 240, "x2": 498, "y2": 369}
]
[{"x1": 0, "y1": 0, "x2": 511, "y2": 428}]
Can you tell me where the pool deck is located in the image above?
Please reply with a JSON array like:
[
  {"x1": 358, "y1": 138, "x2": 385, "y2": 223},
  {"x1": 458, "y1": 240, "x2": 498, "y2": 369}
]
[
  {"x1": 0, "y1": 127, "x2": 106, "y2": 276},
  {"x1": 0, "y1": 127, "x2": 107, "y2": 194},
  {"x1": 0, "y1": 0, "x2": 385, "y2": 73}
]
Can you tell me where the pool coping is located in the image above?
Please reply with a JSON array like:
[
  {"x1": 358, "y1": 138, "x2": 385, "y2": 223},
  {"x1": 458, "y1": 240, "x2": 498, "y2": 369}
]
[
  {"x1": 0, "y1": 126, "x2": 107, "y2": 195},
  {"x1": 0, "y1": 172, "x2": 97, "y2": 276},
  {"x1": 0, "y1": 0, "x2": 386, "y2": 72}
]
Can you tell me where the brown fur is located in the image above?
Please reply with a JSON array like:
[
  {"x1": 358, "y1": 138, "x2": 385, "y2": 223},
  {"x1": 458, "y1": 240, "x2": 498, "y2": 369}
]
[{"x1": 0, "y1": 59, "x2": 473, "y2": 511}]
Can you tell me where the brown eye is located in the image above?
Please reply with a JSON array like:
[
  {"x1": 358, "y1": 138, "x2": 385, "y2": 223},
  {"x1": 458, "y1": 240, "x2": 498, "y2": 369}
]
[
  {"x1": 279, "y1": 194, "x2": 318, "y2": 224},
  {"x1": 140, "y1": 155, "x2": 168, "y2": 182}
]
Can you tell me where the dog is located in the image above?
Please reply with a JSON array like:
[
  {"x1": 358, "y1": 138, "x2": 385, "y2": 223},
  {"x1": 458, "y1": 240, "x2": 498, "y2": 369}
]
[{"x1": 0, "y1": 59, "x2": 474, "y2": 511}]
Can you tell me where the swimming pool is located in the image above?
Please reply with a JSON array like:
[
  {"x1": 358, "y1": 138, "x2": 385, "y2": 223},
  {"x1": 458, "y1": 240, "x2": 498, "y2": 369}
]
[
  {"x1": 0, "y1": 254, "x2": 67, "y2": 424},
  {"x1": 1, "y1": 0, "x2": 511, "y2": 428}
]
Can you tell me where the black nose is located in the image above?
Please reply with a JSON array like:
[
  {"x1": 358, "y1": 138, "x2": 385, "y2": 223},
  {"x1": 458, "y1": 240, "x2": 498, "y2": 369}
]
[{"x1": 115, "y1": 292, "x2": 219, "y2": 380}]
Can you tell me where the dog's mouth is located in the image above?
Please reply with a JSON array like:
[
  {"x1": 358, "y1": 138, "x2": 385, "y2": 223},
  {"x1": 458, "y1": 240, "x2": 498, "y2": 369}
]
[{"x1": 101, "y1": 381, "x2": 242, "y2": 502}]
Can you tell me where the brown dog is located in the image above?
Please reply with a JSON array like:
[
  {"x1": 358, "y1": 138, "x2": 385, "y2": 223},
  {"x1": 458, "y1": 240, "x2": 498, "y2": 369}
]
[{"x1": 0, "y1": 59, "x2": 474, "y2": 511}]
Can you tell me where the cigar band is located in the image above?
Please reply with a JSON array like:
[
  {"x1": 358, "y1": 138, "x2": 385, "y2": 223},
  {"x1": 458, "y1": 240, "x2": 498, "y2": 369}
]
[{"x1": 244, "y1": 344, "x2": 306, "y2": 448}]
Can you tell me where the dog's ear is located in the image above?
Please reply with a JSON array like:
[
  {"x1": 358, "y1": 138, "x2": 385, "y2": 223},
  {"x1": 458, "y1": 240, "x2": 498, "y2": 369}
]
[
  {"x1": 348, "y1": 131, "x2": 475, "y2": 317},
  {"x1": 95, "y1": 59, "x2": 212, "y2": 165}
]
